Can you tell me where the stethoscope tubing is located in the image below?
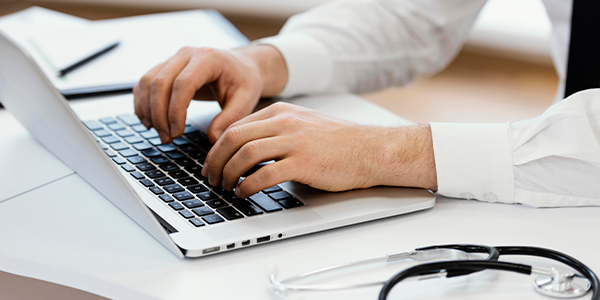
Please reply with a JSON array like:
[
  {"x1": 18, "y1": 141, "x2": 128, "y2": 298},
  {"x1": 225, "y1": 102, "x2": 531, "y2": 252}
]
[{"x1": 378, "y1": 246, "x2": 599, "y2": 300}]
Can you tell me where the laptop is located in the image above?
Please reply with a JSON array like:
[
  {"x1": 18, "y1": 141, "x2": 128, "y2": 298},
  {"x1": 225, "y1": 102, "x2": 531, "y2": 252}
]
[{"x1": 0, "y1": 31, "x2": 435, "y2": 258}]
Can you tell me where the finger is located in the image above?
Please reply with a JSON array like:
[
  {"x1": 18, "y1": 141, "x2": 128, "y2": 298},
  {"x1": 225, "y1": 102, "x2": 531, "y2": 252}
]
[
  {"x1": 225, "y1": 101, "x2": 295, "y2": 130},
  {"x1": 221, "y1": 136, "x2": 292, "y2": 190},
  {"x1": 149, "y1": 48, "x2": 194, "y2": 143},
  {"x1": 133, "y1": 83, "x2": 143, "y2": 124},
  {"x1": 167, "y1": 53, "x2": 224, "y2": 139},
  {"x1": 236, "y1": 159, "x2": 296, "y2": 198},
  {"x1": 206, "y1": 87, "x2": 259, "y2": 144},
  {"x1": 137, "y1": 63, "x2": 164, "y2": 128},
  {"x1": 202, "y1": 119, "x2": 281, "y2": 186}
]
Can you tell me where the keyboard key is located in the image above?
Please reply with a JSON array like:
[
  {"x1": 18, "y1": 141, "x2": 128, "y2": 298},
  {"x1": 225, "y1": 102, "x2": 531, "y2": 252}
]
[
  {"x1": 148, "y1": 138, "x2": 163, "y2": 146},
  {"x1": 164, "y1": 184, "x2": 184, "y2": 193},
  {"x1": 108, "y1": 123, "x2": 125, "y2": 131},
  {"x1": 159, "y1": 163, "x2": 179, "y2": 171},
  {"x1": 142, "y1": 130, "x2": 160, "y2": 140},
  {"x1": 142, "y1": 149, "x2": 162, "y2": 157},
  {"x1": 125, "y1": 136, "x2": 143, "y2": 144},
  {"x1": 102, "y1": 136, "x2": 120, "y2": 144},
  {"x1": 169, "y1": 202, "x2": 185, "y2": 211},
  {"x1": 263, "y1": 185, "x2": 283, "y2": 194},
  {"x1": 99, "y1": 117, "x2": 117, "y2": 125},
  {"x1": 192, "y1": 207, "x2": 214, "y2": 216},
  {"x1": 185, "y1": 164, "x2": 202, "y2": 174},
  {"x1": 172, "y1": 137, "x2": 189, "y2": 146},
  {"x1": 131, "y1": 124, "x2": 148, "y2": 132},
  {"x1": 168, "y1": 170, "x2": 189, "y2": 179},
  {"x1": 232, "y1": 200, "x2": 263, "y2": 216},
  {"x1": 158, "y1": 144, "x2": 177, "y2": 152},
  {"x1": 93, "y1": 129, "x2": 112, "y2": 137},
  {"x1": 133, "y1": 142, "x2": 152, "y2": 151},
  {"x1": 121, "y1": 164, "x2": 135, "y2": 172},
  {"x1": 178, "y1": 177, "x2": 198, "y2": 186},
  {"x1": 116, "y1": 129, "x2": 134, "y2": 137},
  {"x1": 179, "y1": 144, "x2": 200, "y2": 153},
  {"x1": 179, "y1": 210, "x2": 195, "y2": 219},
  {"x1": 151, "y1": 156, "x2": 170, "y2": 164},
  {"x1": 217, "y1": 207, "x2": 244, "y2": 220},
  {"x1": 112, "y1": 156, "x2": 126, "y2": 164},
  {"x1": 196, "y1": 191, "x2": 218, "y2": 201},
  {"x1": 206, "y1": 199, "x2": 228, "y2": 209},
  {"x1": 173, "y1": 191, "x2": 194, "y2": 201},
  {"x1": 184, "y1": 126, "x2": 199, "y2": 134},
  {"x1": 130, "y1": 171, "x2": 145, "y2": 179},
  {"x1": 98, "y1": 143, "x2": 108, "y2": 150},
  {"x1": 249, "y1": 193, "x2": 282, "y2": 213},
  {"x1": 145, "y1": 170, "x2": 165, "y2": 178},
  {"x1": 117, "y1": 114, "x2": 141, "y2": 126},
  {"x1": 202, "y1": 214, "x2": 224, "y2": 225},
  {"x1": 187, "y1": 184, "x2": 208, "y2": 194},
  {"x1": 187, "y1": 151, "x2": 207, "y2": 161},
  {"x1": 83, "y1": 120, "x2": 103, "y2": 131},
  {"x1": 159, "y1": 194, "x2": 174, "y2": 202},
  {"x1": 278, "y1": 198, "x2": 304, "y2": 209},
  {"x1": 105, "y1": 149, "x2": 117, "y2": 157},
  {"x1": 167, "y1": 151, "x2": 185, "y2": 159},
  {"x1": 189, "y1": 217, "x2": 205, "y2": 227},
  {"x1": 268, "y1": 191, "x2": 293, "y2": 201},
  {"x1": 182, "y1": 199, "x2": 204, "y2": 208},
  {"x1": 119, "y1": 149, "x2": 138, "y2": 157},
  {"x1": 149, "y1": 186, "x2": 164, "y2": 195},
  {"x1": 110, "y1": 142, "x2": 129, "y2": 151},
  {"x1": 175, "y1": 158, "x2": 195, "y2": 166},
  {"x1": 155, "y1": 177, "x2": 175, "y2": 186},
  {"x1": 136, "y1": 163, "x2": 156, "y2": 171},
  {"x1": 223, "y1": 194, "x2": 244, "y2": 203},
  {"x1": 127, "y1": 156, "x2": 147, "y2": 164},
  {"x1": 139, "y1": 179, "x2": 154, "y2": 187}
]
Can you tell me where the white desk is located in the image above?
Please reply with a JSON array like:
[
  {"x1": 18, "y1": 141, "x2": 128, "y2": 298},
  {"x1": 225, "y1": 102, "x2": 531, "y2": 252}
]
[{"x1": 0, "y1": 94, "x2": 598, "y2": 300}]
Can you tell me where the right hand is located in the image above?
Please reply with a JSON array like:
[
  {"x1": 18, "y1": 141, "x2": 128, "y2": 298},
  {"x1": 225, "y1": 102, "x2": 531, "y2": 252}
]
[{"x1": 133, "y1": 45, "x2": 287, "y2": 145}]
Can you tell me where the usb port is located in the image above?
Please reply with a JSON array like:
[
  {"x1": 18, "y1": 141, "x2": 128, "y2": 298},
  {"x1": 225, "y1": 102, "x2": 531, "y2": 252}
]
[
  {"x1": 202, "y1": 246, "x2": 219, "y2": 254},
  {"x1": 227, "y1": 243, "x2": 235, "y2": 249},
  {"x1": 257, "y1": 235, "x2": 271, "y2": 243},
  {"x1": 242, "y1": 240, "x2": 250, "y2": 246}
]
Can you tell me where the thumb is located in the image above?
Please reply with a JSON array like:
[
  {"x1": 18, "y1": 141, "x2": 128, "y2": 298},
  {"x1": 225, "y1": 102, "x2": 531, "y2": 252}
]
[{"x1": 207, "y1": 90, "x2": 258, "y2": 144}]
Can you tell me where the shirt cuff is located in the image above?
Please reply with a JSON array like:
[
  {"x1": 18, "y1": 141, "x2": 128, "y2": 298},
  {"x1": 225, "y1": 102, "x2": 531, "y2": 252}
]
[
  {"x1": 257, "y1": 33, "x2": 333, "y2": 98},
  {"x1": 430, "y1": 122, "x2": 514, "y2": 204}
]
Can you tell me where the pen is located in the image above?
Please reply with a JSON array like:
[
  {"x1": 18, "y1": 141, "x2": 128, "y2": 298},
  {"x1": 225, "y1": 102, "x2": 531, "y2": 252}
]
[{"x1": 57, "y1": 41, "x2": 120, "y2": 77}]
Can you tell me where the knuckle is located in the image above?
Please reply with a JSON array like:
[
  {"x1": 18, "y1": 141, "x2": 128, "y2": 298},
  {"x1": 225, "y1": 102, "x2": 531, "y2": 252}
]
[
  {"x1": 150, "y1": 77, "x2": 167, "y2": 92},
  {"x1": 261, "y1": 165, "x2": 277, "y2": 182},
  {"x1": 198, "y1": 47, "x2": 217, "y2": 56},
  {"x1": 276, "y1": 114, "x2": 298, "y2": 127},
  {"x1": 171, "y1": 77, "x2": 189, "y2": 92},
  {"x1": 178, "y1": 46, "x2": 194, "y2": 55},
  {"x1": 241, "y1": 141, "x2": 259, "y2": 158},
  {"x1": 139, "y1": 75, "x2": 153, "y2": 88},
  {"x1": 222, "y1": 126, "x2": 241, "y2": 145}
]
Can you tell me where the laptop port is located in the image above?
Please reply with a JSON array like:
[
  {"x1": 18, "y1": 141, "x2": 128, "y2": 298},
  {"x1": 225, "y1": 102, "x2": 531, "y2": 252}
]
[
  {"x1": 257, "y1": 235, "x2": 271, "y2": 243},
  {"x1": 203, "y1": 246, "x2": 220, "y2": 254},
  {"x1": 242, "y1": 240, "x2": 250, "y2": 246},
  {"x1": 227, "y1": 243, "x2": 235, "y2": 249}
]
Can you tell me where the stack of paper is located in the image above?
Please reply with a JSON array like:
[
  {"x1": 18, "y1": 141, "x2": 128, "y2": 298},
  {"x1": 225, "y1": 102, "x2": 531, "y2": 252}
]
[{"x1": 0, "y1": 7, "x2": 248, "y2": 93}]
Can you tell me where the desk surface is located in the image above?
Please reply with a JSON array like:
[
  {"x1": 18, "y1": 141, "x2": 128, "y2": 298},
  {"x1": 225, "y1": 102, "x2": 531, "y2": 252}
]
[{"x1": 0, "y1": 94, "x2": 598, "y2": 300}]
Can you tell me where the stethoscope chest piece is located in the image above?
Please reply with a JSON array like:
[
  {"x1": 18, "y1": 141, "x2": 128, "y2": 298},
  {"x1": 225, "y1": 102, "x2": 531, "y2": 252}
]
[{"x1": 533, "y1": 268, "x2": 591, "y2": 299}]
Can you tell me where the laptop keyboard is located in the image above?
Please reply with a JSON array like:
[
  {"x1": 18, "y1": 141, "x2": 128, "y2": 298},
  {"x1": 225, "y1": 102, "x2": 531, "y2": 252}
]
[{"x1": 83, "y1": 114, "x2": 304, "y2": 228}]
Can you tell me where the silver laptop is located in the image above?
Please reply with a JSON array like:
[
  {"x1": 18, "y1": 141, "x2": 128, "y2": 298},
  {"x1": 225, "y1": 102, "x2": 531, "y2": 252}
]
[{"x1": 0, "y1": 32, "x2": 435, "y2": 258}]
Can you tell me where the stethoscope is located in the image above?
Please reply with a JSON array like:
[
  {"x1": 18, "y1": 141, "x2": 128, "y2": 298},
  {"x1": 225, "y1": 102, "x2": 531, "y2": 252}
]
[{"x1": 268, "y1": 244, "x2": 598, "y2": 300}]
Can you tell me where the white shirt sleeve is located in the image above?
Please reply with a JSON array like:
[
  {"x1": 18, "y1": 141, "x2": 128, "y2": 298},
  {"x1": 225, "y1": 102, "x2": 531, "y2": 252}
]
[
  {"x1": 431, "y1": 89, "x2": 600, "y2": 207},
  {"x1": 258, "y1": 0, "x2": 487, "y2": 97}
]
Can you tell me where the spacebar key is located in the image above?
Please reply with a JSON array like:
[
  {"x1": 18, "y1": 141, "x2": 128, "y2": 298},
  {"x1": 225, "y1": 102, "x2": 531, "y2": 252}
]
[{"x1": 248, "y1": 193, "x2": 282, "y2": 213}]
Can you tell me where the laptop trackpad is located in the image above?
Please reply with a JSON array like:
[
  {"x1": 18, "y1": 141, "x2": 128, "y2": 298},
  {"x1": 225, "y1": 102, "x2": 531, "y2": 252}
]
[{"x1": 202, "y1": 208, "x2": 322, "y2": 241}]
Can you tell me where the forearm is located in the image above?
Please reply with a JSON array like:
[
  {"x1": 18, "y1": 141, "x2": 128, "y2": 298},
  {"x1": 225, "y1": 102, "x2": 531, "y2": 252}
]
[{"x1": 373, "y1": 125, "x2": 438, "y2": 191}]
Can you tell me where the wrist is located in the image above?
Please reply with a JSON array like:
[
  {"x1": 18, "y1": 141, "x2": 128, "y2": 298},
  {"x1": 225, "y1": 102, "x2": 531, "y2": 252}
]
[
  {"x1": 376, "y1": 125, "x2": 438, "y2": 191},
  {"x1": 234, "y1": 45, "x2": 287, "y2": 97}
]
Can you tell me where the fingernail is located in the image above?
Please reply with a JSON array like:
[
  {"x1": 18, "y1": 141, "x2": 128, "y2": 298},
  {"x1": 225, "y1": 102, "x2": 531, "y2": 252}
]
[
  {"x1": 170, "y1": 123, "x2": 178, "y2": 138},
  {"x1": 142, "y1": 119, "x2": 151, "y2": 129},
  {"x1": 159, "y1": 131, "x2": 168, "y2": 143},
  {"x1": 235, "y1": 188, "x2": 241, "y2": 198},
  {"x1": 215, "y1": 129, "x2": 223, "y2": 139},
  {"x1": 201, "y1": 163, "x2": 208, "y2": 177},
  {"x1": 208, "y1": 174, "x2": 215, "y2": 186}
]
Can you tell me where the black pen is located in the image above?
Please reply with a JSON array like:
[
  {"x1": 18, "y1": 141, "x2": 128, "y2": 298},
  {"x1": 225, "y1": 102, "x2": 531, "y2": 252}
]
[{"x1": 57, "y1": 41, "x2": 120, "y2": 77}]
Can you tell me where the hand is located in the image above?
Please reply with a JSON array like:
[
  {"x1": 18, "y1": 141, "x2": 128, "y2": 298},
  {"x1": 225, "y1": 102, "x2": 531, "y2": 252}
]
[
  {"x1": 133, "y1": 45, "x2": 287, "y2": 144},
  {"x1": 201, "y1": 102, "x2": 438, "y2": 198}
]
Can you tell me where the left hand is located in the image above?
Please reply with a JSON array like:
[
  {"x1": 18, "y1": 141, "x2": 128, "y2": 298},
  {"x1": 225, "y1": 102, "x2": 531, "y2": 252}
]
[{"x1": 201, "y1": 102, "x2": 437, "y2": 198}]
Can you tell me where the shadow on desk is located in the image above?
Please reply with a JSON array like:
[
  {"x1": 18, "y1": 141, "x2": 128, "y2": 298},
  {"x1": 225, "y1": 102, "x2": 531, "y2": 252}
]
[{"x1": 0, "y1": 270, "x2": 107, "y2": 300}]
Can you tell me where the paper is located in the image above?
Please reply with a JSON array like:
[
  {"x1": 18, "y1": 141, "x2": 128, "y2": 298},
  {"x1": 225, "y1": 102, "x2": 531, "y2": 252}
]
[{"x1": 0, "y1": 7, "x2": 246, "y2": 92}]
